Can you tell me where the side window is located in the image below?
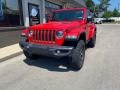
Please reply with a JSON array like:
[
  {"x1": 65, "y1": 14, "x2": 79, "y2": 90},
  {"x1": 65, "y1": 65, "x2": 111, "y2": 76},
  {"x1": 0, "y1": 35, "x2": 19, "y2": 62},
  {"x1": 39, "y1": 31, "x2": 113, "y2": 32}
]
[
  {"x1": 87, "y1": 10, "x2": 89, "y2": 17},
  {"x1": 87, "y1": 10, "x2": 94, "y2": 22},
  {"x1": 90, "y1": 12, "x2": 94, "y2": 22},
  {"x1": 87, "y1": 10, "x2": 90, "y2": 17},
  {"x1": 87, "y1": 10, "x2": 92, "y2": 19}
]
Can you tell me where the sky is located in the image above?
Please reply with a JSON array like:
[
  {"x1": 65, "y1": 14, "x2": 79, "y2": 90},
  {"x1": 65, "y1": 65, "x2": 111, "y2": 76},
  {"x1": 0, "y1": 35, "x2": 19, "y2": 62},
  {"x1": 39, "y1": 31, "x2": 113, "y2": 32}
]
[{"x1": 93, "y1": 0, "x2": 120, "y2": 11}]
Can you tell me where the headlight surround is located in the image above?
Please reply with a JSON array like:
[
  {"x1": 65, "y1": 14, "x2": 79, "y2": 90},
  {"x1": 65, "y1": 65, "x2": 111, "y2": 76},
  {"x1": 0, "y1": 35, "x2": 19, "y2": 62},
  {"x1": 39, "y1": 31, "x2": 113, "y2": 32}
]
[
  {"x1": 56, "y1": 31, "x2": 64, "y2": 38},
  {"x1": 29, "y1": 30, "x2": 33, "y2": 36}
]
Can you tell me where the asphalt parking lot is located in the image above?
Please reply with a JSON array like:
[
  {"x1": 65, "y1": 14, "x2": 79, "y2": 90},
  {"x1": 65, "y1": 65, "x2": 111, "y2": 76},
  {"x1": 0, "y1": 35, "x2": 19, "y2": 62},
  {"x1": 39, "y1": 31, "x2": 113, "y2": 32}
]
[
  {"x1": 0, "y1": 24, "x2": 120, "y2": 90},
  {"x1": 0, "y1": 30, "x2": 21, "y2": 48}
]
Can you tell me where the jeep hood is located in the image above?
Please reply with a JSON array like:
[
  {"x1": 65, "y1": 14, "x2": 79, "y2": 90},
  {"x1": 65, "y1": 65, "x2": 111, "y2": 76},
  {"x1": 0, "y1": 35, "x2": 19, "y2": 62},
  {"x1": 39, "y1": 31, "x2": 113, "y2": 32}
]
[{"x1": 31, "y1": 21, "x2": 84, "y2": 30}]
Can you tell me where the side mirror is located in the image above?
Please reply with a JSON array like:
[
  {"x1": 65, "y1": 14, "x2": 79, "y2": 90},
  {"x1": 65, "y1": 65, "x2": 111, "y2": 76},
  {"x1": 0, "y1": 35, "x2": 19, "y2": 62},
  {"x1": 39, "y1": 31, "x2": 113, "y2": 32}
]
[{"x1": 87, "y1": 16, "x2": 93, "y2": 23}]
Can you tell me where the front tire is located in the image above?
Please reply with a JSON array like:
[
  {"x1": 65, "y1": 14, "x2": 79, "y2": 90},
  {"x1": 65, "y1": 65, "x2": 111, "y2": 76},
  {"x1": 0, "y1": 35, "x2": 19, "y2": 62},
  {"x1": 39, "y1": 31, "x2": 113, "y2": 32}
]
[{"x1": 70, "y1": 40, "x2": 85, "y2": 70}]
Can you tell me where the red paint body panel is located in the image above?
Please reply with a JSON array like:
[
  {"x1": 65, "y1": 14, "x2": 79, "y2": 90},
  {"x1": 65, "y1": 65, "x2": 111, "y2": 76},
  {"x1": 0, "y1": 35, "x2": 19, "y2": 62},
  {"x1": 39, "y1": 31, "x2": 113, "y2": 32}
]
[{"x1": 21, "y1": 8, "x2": 96, "y2": 46}]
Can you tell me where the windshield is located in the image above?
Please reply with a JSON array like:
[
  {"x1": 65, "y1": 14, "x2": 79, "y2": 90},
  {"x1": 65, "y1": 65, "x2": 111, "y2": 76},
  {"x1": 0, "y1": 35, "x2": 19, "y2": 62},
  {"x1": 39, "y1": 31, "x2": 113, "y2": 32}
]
[{"x1": 52, "y1": 10, "x2": 84, "y2": 21}]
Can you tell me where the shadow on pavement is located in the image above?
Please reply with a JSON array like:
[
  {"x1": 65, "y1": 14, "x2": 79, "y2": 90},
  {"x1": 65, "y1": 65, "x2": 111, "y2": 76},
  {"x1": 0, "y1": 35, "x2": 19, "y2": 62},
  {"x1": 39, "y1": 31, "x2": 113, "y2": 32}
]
[{"x1": 24, "y1": 56, "x2": 77, "y2": 72}]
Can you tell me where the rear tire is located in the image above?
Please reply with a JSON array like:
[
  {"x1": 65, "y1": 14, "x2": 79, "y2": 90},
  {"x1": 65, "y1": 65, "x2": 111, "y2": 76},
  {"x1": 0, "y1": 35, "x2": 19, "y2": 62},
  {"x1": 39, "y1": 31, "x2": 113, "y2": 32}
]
[
  {"x1": 23, "y1": 51, "x2": 38, "y2": 59},
  {"x1": 70, "y1": 40, "x2": 85, "y2": 70}
]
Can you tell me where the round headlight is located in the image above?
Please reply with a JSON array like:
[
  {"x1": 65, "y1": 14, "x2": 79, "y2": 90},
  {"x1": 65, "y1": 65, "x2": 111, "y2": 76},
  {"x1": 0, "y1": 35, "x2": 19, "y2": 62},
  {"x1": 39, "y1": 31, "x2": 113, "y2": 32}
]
[{"x1": 56, "y1": 31, "x2": 64, "y2": 38}]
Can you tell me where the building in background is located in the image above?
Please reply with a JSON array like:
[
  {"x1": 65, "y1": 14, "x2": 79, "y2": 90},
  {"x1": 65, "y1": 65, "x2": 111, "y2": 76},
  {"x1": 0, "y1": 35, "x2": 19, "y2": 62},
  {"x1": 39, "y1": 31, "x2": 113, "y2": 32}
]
[
  {"x1": 64, "y1": 0, "x2": 86, "y2": 8},
  {"x1": 0, "y1": 0, "x2": 86, "y2": 28},
  {"x1": 0, "y1": 0, "x2": 23, "y2": 27}
]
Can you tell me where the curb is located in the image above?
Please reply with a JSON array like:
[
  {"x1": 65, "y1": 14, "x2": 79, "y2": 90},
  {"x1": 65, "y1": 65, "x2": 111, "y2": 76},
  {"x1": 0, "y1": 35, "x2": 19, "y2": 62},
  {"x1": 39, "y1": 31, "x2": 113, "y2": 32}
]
[
  {"x1": 0, "y1": 27, "x2": 26, "y2": 32},
  {"x1": 0, "y1": 44, "x2": 22, "y2": 62},
  {"x1": 0, "y1": 51, "x2": 23, "y2": 62}
]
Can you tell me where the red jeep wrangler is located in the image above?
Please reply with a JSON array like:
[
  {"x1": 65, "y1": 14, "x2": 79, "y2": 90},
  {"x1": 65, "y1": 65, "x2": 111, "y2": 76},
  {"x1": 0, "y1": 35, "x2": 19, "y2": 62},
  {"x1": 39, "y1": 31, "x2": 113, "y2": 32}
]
[{"x1": 19, "y1": 8, "x2": 96, "y2": 70}]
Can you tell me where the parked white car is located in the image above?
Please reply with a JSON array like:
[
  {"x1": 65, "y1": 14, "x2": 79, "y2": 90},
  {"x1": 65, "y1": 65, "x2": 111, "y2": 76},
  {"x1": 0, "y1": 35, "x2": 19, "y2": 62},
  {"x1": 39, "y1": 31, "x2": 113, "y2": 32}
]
[{"x1": 94, "y1": 18, "x2": 103, "y2": 24}]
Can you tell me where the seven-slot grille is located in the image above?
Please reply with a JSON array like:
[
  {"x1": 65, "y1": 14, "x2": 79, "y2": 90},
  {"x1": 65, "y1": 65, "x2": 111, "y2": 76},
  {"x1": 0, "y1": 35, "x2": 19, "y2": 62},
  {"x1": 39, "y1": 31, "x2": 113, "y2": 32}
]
[{"x1": 32, "y1": 30, "x2": 56, "y2": 42}]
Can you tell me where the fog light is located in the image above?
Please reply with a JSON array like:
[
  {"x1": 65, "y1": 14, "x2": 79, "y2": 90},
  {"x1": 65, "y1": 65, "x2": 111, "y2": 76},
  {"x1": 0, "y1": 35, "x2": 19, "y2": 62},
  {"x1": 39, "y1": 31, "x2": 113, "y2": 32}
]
[{"x1": 57, "y1": 50, "x2": 61, "y2": 54}]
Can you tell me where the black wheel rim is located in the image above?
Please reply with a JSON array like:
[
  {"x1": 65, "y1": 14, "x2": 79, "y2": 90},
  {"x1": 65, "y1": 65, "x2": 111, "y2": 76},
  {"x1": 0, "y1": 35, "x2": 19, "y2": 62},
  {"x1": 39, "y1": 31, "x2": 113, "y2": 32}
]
[{"x1": 79, "y1": 45, "x2": 85, "y2": 64}]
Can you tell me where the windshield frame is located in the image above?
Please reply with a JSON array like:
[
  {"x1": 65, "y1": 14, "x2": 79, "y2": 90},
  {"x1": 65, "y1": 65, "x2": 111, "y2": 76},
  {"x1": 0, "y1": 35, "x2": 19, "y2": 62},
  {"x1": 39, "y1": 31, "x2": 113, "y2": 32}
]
[{"x1": 52, "y1": 9, "x2": 84, "y2": 22}]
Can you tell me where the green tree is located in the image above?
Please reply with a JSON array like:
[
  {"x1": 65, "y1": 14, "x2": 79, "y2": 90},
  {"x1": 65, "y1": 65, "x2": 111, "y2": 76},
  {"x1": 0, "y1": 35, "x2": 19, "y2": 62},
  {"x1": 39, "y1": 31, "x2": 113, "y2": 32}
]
[
  {"x1": 93, "y1": 0, "x2": 111, "y2": 17},
  {"x1": 85, "y1": 0, "x2": 95, "y2": 12},
  {"x1": 102, "y1": 10, "x2": 112, "y2": 18},
  {"x1": 99, "y1": 0, "x2": 111, "y2": 11},
  {"x1": 112, "y1": 8, "x2": 120, "y2": 17}
]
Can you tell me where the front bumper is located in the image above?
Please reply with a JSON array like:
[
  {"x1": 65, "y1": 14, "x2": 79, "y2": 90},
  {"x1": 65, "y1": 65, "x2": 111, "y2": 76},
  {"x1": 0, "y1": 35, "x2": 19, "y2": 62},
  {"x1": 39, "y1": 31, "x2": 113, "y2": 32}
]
[{"x1": 19, "y1": 41, "x2": 74, "y2": 57}]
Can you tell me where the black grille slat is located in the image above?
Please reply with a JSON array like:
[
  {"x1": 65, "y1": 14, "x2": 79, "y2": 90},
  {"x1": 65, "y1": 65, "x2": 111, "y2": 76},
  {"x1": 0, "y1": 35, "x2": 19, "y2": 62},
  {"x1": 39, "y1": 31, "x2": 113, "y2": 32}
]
[
  {"x1": 46, "y1": 30, "x2": 48, "y2": 41},
  {"x1": 53, "y1": 30, "x2": 55, "y2": 41},
  {"x1": 35, "y1": 30, "x2": 37, "y2": 40},
  {"x1": 35, "y1": 30, "x2": 36, "y2": 40},
  {"x1": 36, "y1": 30, "x2": 38, "y2": 40},
  {"x1": 44, "y1": 30, "x2": 46, "y2": 41},
  {"x1": 37, "y1": 30, "x2": 39, "y2": 41},
  {"x1": 51, "y1": 30, "x2": 54, "y2": 41},
  {"x1": 42, "y1": 30, "x2": 44, "y2": 41},
  {"x1": 40, "y1": 30, "x2": 42, "y2": 41}
]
